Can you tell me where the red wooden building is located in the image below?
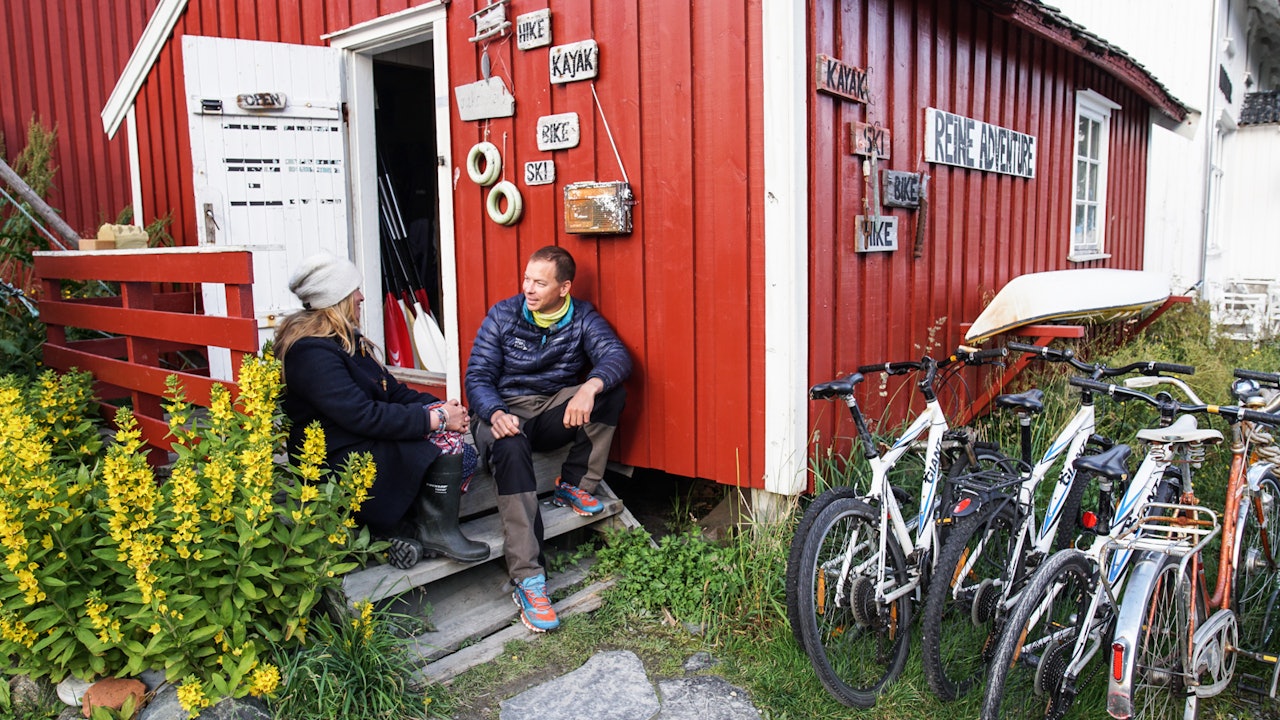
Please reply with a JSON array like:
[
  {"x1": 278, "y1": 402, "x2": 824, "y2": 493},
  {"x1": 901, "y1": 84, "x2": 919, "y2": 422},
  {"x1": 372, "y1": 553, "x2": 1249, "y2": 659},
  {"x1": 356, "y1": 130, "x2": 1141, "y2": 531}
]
[{"x1": 2, "y1": 0, "x2": 1185, "y2": 494}]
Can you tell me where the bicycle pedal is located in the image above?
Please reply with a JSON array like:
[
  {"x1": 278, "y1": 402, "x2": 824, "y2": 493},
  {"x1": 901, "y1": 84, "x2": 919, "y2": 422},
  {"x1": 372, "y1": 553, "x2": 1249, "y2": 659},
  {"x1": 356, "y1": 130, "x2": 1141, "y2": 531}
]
[{"x1": 1238, "y1": 674, "x2": 1268, "y2": 700}]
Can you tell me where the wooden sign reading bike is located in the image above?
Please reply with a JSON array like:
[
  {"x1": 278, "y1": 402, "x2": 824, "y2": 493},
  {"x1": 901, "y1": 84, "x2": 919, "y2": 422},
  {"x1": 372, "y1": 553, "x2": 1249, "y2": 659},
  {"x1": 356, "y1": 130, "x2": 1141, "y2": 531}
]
[
  {"x1": 850, "y1": 121, "x2": 890, "y2": 160},
  {"x1": 882, "y1": 170, "x2": 922, "y2": 208}
]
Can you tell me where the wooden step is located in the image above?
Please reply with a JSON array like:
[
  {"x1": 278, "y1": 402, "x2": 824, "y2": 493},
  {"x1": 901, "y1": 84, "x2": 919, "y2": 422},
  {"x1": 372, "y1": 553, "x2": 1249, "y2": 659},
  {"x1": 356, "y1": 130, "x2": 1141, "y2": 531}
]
[
  {"x1": 342, "y1": 493, "x2": 623, "y2": 608},
  {"x1": 398, "y1": 559, "x2": 596, "y2": 664}
]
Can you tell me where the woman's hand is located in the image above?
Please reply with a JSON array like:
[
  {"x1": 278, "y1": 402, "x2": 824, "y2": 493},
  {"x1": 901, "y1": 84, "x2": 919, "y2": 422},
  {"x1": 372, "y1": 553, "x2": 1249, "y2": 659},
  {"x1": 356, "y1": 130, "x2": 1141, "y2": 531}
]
[{"x1": 441, "y1": 399, "x2": 471, "y2": 433}]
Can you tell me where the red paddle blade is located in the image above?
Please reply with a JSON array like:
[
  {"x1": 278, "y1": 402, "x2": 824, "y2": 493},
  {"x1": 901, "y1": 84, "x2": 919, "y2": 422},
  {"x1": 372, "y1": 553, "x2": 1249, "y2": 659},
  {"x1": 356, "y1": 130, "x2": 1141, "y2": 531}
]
[{"x1": 383, "y1": 294, "x2": 413, "y2": 368}]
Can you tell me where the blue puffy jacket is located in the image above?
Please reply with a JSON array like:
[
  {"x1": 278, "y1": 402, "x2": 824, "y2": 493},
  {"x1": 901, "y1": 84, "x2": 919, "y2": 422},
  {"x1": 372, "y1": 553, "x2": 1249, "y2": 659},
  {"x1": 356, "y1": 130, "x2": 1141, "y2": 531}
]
[{"x1": 465, "y1": 294, "x2": 632, "y2": 423}]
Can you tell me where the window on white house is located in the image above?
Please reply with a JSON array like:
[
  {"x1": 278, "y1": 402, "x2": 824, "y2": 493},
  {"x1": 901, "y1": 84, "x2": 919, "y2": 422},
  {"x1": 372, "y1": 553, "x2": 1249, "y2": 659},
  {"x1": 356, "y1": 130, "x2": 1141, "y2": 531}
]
[{"x1": 1070, "y1": 90, "x2": 1120, "y2": 261}]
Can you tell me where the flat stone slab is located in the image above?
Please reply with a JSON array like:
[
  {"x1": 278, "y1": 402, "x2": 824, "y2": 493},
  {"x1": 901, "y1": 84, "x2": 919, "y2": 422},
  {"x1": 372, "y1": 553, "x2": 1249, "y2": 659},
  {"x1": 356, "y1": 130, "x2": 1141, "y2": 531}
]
[
  {"x1": 500, "y1": 650, "x2": 660, "y2": 720},
  {"x1": 656, "y1": 676, "x2": 761, "y2": 720}
]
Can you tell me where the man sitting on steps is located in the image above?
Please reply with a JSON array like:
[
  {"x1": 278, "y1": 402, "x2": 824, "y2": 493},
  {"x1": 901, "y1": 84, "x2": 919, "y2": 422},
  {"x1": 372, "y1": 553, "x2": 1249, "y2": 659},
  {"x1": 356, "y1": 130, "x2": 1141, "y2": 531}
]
[{"x1": 465, "y1": 245, "x2": 631, "y2": 632}]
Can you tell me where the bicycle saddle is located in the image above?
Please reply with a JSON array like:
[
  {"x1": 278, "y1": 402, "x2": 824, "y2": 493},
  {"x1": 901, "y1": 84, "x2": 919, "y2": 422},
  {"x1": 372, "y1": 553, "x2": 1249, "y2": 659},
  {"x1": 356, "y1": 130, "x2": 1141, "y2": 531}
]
[
  {"x1": 1135, "y1": 414, "x2": 1223, "y2": 445},
  {"x1": 994, "y1": 388, "x2": 1045, "y2": 414},
  {"x1": 809, "y1": 373, "x2": 864, "y2": 399},
  {"x1": 1073, "y1": 444, "x2": 1133, "y2": 481}
]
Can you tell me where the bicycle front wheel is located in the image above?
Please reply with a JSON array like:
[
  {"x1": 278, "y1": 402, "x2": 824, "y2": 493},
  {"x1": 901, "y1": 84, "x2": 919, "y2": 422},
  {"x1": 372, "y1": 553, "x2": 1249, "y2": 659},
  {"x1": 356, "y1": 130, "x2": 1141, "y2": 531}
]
[
  {"x1": 922, "y1": 499, "x2": 1021, "y2": 701},
  {"x1": 786, "y1": 486, "x2": 861, "y2": 644},
  {"x1": 795, "y1": 496, "x2": 911, "y2": 708},
  {"x1": 981, "y1": 548, "x2": 1095, "y2": 720},
  {"x1": 1235, "y1": 470, "x2": 1280, "y2": 653}
]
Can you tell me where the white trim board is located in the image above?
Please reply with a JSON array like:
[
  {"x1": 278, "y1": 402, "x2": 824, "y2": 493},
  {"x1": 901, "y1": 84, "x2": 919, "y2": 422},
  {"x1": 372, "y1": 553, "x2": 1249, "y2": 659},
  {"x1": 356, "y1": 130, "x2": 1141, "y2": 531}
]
[
  {"x1": 101, "y1": 0, "x2": 190, "y2": 139},
  {"x1": 761, "y1": 0, "x2": 809, "y2": 496},
  {"x1": 326, "y1": 3, "x2": 462, "y2": 398}
]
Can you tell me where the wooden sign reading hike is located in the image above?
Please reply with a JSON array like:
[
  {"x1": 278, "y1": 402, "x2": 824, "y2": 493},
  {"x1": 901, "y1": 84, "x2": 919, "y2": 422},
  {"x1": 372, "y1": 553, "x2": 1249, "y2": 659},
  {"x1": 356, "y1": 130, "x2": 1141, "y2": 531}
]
[
  {"x1": 855, "y1": 216, "x2": 898, "y2": 253},
  {"x1": 516, "y1": 9, "x2": 551, "y2": 50},
  {"x1": 815, "y1": 53, "x2": 870, "y2": 104},
  {"x1": 850, "y1": 121, "x2": 890, "y2": 159}
]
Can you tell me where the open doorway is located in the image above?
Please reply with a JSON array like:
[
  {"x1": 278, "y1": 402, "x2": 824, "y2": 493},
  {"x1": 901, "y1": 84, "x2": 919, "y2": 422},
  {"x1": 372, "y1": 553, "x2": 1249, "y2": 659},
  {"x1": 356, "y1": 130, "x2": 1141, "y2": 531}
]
[{"x1": 372, "y1": 44, "x2": 446, "y2": 372}]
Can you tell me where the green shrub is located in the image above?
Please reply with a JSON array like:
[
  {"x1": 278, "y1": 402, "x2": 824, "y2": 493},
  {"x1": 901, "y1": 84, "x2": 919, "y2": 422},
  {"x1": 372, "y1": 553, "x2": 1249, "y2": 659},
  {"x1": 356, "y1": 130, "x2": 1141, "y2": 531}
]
[{"x1": 0, "y1": 356, "x2": 378, "y2": 714}]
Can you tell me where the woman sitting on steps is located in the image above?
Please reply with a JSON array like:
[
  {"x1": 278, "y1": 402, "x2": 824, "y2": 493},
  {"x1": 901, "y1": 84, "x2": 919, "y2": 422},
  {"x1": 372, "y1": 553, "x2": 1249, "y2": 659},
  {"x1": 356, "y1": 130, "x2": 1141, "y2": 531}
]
[{"x1": 274, "y1": 252, "x2": 486, "y2": 570}]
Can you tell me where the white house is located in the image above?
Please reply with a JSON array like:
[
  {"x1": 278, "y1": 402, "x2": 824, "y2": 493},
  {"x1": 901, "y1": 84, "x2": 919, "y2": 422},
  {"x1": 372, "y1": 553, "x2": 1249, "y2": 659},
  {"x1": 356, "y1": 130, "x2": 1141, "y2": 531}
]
[{"x1": 1050, "y1": 0, "x2": 1280, "y2": 339}]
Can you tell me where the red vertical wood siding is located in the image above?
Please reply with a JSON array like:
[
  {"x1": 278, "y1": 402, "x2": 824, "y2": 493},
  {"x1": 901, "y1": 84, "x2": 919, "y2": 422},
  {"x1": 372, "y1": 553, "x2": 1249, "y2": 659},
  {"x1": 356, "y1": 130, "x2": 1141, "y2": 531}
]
[
  {"x1": 0, "y1": 0, "x2": 161, "y2": 236},
  {"x1": 809, "y1": 0, "x2": 1150, "y2": 445},
  {"x1": 447, "y1": 0, "x2": 766, "y2": 485},
  {"x1": 4, "y1": 0, "x2": 1162, "y2": 488}
]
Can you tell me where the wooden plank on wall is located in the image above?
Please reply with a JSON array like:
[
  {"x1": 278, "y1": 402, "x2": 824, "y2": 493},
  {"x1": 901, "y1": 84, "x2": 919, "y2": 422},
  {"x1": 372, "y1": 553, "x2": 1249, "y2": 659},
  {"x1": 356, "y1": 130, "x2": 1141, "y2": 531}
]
[
  {"x1": 641, "y1": 0, "x2": 697, "y2": 477},
  {"x1": 693, "y1": 0, "x2": 751, "y2": 482},
  {"x1": 592, "y1": 0, "x2": 652, "y2": 469}
]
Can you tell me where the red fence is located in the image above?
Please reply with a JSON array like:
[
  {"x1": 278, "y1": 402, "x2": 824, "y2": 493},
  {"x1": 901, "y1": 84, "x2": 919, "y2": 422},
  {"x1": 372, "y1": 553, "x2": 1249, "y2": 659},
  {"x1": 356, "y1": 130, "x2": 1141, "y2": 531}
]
[{"x1": 34, "y1": 248, "x2": 256, "y2": 462}]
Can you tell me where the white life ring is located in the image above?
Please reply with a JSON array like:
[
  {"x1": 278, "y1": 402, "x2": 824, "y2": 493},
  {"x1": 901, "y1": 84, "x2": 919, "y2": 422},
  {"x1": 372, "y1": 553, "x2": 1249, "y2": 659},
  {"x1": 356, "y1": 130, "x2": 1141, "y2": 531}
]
[
  {"x1": 466, "y1": 142, "x2": 502, "y2": 186},
  {"x1": 486, "y1": 181, "x2": 523, "y2": 225}
]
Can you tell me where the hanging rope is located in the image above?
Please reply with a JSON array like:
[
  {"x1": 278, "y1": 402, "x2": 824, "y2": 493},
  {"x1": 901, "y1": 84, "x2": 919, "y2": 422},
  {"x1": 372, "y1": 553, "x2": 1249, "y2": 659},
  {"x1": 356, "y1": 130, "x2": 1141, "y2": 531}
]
[{"x1": 591, "y1": 83, "x2": 629, "y2": 185}]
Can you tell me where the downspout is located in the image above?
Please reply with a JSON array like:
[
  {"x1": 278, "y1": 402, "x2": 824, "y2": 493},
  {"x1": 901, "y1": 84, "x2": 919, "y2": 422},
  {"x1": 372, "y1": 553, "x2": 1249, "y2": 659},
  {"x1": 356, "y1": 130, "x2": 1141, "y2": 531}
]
[{"x1": 1198, "y1": 0, "x2": 1222, "y2": 292}]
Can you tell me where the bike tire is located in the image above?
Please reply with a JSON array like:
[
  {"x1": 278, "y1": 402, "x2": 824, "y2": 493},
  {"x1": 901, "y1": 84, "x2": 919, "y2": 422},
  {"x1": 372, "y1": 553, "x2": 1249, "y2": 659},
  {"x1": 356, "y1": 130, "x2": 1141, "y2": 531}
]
[
  {"x1": 795, "y1": 496, "x2": 911, "y2": 708},
  {"x1": 980, "y1": 548, "x2": 1095, "y2": 720},
  {"x1": 922, "y1": 499, "x2": 1021, "y2": 701},
  {"x1": 1234, "y1": 471, "x2": 1280, "y2": 653},
  {"x1": 1129, "y1": 554, "x2": 1195, "y2": 720},
  {"x1": 785, "y1": 486, "x2": 862, "y2": 644}
]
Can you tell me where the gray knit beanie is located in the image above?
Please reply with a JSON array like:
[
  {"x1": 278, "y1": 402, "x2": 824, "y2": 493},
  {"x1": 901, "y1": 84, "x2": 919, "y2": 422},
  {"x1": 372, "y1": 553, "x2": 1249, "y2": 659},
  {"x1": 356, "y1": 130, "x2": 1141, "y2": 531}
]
[{"x1": 288, "y1": 253, "x2": 362, "y2": 310}]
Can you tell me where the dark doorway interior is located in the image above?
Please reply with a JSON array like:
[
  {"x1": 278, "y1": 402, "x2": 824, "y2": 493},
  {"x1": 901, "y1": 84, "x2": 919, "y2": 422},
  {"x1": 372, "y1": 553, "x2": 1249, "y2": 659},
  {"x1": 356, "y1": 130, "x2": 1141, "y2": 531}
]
[{"x1": 373, "y1": 54, "x2": 444, "y2": 352}]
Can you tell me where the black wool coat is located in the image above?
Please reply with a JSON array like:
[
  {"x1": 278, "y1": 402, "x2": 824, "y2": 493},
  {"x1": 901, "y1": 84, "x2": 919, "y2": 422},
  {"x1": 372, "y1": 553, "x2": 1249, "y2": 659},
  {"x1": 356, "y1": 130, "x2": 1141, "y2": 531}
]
[{"x1": 281, "y1": 335, "x2": 441, "y2": 531}]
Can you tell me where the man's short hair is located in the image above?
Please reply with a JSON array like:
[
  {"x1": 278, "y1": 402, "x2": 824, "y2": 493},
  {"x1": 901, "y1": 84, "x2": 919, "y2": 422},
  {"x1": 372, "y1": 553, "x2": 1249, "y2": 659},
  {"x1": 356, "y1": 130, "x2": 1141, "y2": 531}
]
[{"x1": 529, "y1": 245, "x2": 576, "y2": 283}]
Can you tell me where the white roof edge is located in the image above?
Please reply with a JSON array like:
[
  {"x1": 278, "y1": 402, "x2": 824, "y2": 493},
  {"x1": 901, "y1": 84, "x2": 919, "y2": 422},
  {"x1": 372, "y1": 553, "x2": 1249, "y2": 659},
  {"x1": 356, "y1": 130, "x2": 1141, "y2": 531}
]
[{"x1": 100, "y1": 0, "x2": 190, "y2": 139}]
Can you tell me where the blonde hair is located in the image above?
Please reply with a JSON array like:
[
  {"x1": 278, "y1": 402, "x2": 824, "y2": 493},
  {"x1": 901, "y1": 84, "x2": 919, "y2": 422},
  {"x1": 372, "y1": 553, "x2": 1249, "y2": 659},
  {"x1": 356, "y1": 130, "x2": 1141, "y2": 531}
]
[{"x1": 275, "y1": 292, "x2": 375, "y2": 360}]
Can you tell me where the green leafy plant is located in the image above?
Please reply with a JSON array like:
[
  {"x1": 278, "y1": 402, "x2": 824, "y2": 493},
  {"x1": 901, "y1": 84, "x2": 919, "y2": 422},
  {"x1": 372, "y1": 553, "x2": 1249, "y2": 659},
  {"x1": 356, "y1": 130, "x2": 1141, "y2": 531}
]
[
  {"x1": 0, "y1": 120, "x2": 59, "y2": 380},
  {"x1": 594, "y1": 527, "x2": 744, "y2": 626},
  {"x1": 268, "y1": 601, "x2": 441, "y2": 720},
  {"x1": 0, "y1": 355, "x2": 379, "y2": 714}
]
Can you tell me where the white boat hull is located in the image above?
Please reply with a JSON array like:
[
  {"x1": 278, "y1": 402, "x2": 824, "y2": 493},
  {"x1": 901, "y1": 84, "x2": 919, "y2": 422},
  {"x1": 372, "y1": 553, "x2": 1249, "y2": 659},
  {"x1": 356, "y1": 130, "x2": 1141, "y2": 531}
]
[{"x1": 964, "y1": 269, "x2": 1171, "y2": 344}]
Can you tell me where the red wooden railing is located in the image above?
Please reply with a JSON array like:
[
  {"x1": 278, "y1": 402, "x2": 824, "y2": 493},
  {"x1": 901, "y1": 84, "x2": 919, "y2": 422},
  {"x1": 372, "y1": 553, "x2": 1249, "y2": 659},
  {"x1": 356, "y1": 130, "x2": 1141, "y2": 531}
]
[{"x1": 34, "y1": 248, "x2": 257, "y2": 463}]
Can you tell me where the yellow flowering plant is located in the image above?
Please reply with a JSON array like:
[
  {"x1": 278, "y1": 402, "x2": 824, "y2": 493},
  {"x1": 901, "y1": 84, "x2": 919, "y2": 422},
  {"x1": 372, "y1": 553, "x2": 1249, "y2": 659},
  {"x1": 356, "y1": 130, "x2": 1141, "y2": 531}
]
[{"x1": 0, "y1": 356, "x2": 378, "y2": 714}]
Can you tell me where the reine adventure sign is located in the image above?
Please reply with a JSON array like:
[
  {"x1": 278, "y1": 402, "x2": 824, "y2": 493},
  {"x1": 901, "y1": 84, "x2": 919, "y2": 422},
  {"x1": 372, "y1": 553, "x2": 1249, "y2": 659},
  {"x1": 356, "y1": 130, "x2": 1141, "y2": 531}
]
[{"x1": 923, "y1": 107, "x2": 1036, "y2": 179}]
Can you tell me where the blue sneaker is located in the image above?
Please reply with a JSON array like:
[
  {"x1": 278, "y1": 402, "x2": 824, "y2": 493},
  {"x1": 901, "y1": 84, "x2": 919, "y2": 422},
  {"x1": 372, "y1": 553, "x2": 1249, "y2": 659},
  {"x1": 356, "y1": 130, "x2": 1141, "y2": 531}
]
[
  {"x1": 553, "y1": 478, "x2": 603, "y2": 516},
  {"x1": 513, "y1": 574, "x2": 559, "y2": 632}
]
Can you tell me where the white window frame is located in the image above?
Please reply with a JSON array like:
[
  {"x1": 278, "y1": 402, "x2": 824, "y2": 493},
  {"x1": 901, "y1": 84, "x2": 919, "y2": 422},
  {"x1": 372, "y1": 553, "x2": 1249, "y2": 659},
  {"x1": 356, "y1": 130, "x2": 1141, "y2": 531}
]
[{"x1": 1068, "y1": 89, "x2": 1120, "y2": 262}]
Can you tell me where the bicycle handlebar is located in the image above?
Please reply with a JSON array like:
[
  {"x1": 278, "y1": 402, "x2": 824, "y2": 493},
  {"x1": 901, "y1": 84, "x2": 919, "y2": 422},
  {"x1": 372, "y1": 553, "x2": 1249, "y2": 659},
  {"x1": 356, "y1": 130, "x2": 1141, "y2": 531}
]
[
  {"x1": 1006, "y1": 341, "x2": 1194, "y2": 379},
  {"x1": 856, "y1": 347, "x2": 1008, "y2": 377},
  {"x1": 1235, "y1": 368, "x2": 1280, "y2": 388},
  {"x1": 1068, "y1": 376, "x2": 1280, "y2": 427},
  {"x1": 857, "y1": 361, "x2": 921, "y2": 376}
]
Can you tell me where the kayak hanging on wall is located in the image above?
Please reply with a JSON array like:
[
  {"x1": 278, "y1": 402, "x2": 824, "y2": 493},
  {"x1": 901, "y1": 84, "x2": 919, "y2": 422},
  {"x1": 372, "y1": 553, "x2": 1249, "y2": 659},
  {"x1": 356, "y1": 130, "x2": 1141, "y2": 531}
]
[{"x1": 964, "y1": 269, "x2": 1171, "y2": 344}]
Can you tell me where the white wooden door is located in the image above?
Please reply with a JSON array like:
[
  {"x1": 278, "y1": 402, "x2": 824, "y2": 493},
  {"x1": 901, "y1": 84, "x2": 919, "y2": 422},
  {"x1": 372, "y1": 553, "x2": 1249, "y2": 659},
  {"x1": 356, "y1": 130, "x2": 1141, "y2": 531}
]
[{"x1": 183, "y1": 35, "x2": 350, "y2": 373}]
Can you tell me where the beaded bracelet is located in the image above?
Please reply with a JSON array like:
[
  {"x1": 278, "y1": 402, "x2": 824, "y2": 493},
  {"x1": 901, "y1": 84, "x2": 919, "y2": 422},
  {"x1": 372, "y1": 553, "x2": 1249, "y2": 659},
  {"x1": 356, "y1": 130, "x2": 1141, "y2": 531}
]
[{"x1": 434, "y1": 407, "x2": 448, "y2": 433}]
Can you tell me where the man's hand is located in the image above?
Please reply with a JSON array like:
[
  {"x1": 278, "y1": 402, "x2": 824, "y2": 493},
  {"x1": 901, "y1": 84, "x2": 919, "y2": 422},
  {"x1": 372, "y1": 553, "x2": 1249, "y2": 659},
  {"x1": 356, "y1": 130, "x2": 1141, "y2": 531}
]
[
  {"x1": 489, "y1": 409, "x2": 522, "y2": 439},
  {"x1": 564, "y1": 379, "x2": 604, "y2": 428},
  {"x1": 443, "y1": 399, "x2": 470, "y2": 433}
]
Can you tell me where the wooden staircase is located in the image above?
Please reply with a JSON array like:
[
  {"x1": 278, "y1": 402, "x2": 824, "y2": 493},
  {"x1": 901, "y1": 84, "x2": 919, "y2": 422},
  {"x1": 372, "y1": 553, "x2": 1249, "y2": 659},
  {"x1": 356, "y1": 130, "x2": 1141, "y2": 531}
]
[{"x1": 336, "y1": 447, "x2": 643, "y2": 681}]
